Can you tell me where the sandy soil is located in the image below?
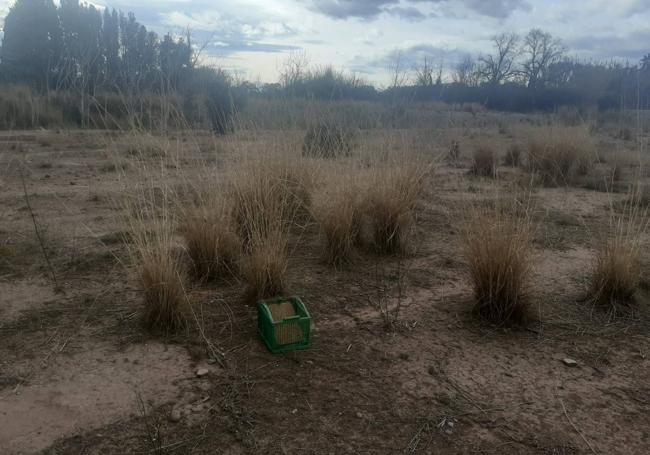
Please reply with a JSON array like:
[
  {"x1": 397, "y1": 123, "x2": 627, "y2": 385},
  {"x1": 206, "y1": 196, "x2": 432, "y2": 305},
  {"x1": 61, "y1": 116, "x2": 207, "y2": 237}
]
[{"x1": 1, "y1": 123, "x2": 649, "y2": 454}]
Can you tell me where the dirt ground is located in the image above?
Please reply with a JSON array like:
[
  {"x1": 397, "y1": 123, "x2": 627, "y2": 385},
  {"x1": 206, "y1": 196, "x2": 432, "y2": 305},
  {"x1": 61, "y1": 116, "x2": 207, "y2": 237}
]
[{"x1": 1, "y1": 118, "x2": 649, "y2": 454}]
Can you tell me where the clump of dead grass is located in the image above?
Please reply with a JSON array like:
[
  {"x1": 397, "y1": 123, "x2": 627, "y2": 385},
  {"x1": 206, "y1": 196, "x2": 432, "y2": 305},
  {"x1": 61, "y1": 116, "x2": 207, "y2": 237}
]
[
  {"x1": 470, "y1": 146, "x2": 497, "y2": 177},
  {"x1": 242, "y1": 224, "x2": 289, "y2": 300},
  {"x1": 590, "y1": 187, "x2": 649, "y2": 310},
  {"x1": 365, "y1": 157, "x2": 430, "y2": 254},
  {"x1": 303, "y1": 121, "x2": 355, "y2": 158},
  {"x1": 460, "y1": 195, "x2": 535, "y2": 325},
  {"x1": 527, "y1": 126, "x2": 595, "y2": 186},
  {"x1": 123, "y1": 182, "x2": 189, "y2": 333},
  {"x1": 228, "y1": 155, "x2": 317, "y2": 300},
  {"x1": 175, "y1": 171, "x2": 240, "y2": 282},
  {"x1": 181, "y1": 204, "x2": 240, "y2": 283},
  {"x1": 313, "y1": 174, "x2": 363, "y2": 266}
]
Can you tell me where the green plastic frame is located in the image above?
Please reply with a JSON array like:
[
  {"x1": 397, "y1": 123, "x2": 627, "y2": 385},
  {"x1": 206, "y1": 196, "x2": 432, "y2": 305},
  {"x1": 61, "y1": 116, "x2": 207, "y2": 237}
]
[{"x1": 257, "y1": 296, "x2": 311, "y2": 353}]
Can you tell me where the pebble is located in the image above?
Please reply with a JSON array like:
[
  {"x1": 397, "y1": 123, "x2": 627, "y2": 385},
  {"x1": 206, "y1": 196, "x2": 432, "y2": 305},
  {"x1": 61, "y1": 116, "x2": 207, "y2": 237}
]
[
  {"x1": 562, "y1": 358, "x2": 578, "y2": 367},
  {"x1": 196, "y1": 368, "x2": 209, "y2": 377}
]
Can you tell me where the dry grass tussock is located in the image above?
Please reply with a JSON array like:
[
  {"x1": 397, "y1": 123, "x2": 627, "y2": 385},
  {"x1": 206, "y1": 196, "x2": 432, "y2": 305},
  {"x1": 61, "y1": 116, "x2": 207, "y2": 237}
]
[
  {"x1": 178, "y1": 180, "x2": 240, "y2": 282},
  {"x1": 365, "y1": 154, "x2": 431, "y2": 254},
  {"x1": 312, "y1": 171, "x2": 364, "y2": 266},
  {"x1": 227, "y1": 153, "x2": 320, "y2": 300},
  {"x1": 122, "y1": 180, "x2": 189, "y2": 333},
  {"x1": 527, "y1": 126, "x2": 595, "y2": 186},
  {"x1": 471, "y1": 146, "x2": 497, "y2": 177},
  {"x1": 302, "y1": 121, "x2": 355, "y2": 158},
  {"x1": 228, "y1": 155, "x2": 317, "y2": 247},
  {"x1": 590, "y1": 187, "x2": 650, "y2": 310},
  {"x1": 460, "y1": 195, "x2": 535, "y2": 325}
]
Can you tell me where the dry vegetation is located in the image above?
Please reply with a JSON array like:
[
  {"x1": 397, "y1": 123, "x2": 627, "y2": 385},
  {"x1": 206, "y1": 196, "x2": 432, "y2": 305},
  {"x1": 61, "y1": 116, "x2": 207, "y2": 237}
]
[
  {"x1": 312, "y1": 173, "x2": 363, "y2": 266},
  {"x1": 365, "y1": 157, "x2": 430, "y2": 253},
  {"x1": 3, "y1": 104, "x2": 650, "y2": 454},
  {"x1": 527, "y1": 125, "x2": 596, "y2": 186},
  {"x1": 121, "y1": 180, "x2": 189, "y2": 333},
  {"x1": 590, "y1": 187, "x2": 650, "y2": 310},
  {"x1": 470, "y1": 146, "x2": 497, "y2": 177},
  {"x1": 460, "y1": 195, "x2": 535, "y2": 325}
]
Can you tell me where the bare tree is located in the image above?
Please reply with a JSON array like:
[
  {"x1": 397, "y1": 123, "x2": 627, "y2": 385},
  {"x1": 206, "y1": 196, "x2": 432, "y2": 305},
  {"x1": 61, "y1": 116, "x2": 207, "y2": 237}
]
[
  {"x1": 521, "y1": 28, "x2": 566, "y2": 88},
  {"x1": 479, "y1": 32, "x2": 520, "y2": 85},
  {"x1": 435, "y1": 57, "x2": 444, "y2": 85},
  {"x1": 413, "y1": 55, "x2": 434, "y2": 86},
  {"x1": 280, "y1": 49, "x2": 310, "y2": 88},
  {"x1": 453, "y1": 55, "x2": 479, "y2": 86},
  {"x1": 388, "y1": 50, "x2": 409, "y2": 89}
]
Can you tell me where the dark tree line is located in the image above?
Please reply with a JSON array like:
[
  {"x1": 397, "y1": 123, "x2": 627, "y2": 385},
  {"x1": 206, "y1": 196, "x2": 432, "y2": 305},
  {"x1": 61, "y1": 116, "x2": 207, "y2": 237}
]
[
  {"x1": 258, "y1": 30, "x2": 650, "y2": 113},
  {"x1": 0, "y1": 0, "x2": 234, "y2": 132},
  {"x1": 0, "y1": 0, "x2": 193, "y2": 92},
  {"x1": 1, "y1": 2, "x2": 648, "y2": 122}
]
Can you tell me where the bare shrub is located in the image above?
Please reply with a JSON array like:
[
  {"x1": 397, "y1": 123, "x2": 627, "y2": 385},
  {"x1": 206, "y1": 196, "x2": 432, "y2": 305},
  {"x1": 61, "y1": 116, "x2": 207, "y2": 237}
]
[
  {"x1": 448, "y1": 139, "x2": 460, "y2": 162},
  {"x1": 590, "y1": 188, "x2": 649, "y2": 310},
  {"x1": 460, "y1": 196, "x2": 534, "y2": 325},
  {"x1": 369, "y1": 259, "x2": 409, "y2": 331},
  {"x1": 527, "y1": 126, "x2": 595, "y2": 186},
  {"x1": 616, "y1": 128, "x2": 632, "y2": 141},
  {"x1": 471, "y1": 146, "x2": 497, "y2": 177}
]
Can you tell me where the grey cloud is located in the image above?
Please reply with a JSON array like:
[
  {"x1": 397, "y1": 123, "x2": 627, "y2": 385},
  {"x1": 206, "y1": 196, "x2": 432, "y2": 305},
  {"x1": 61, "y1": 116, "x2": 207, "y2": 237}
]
[
  {"x1": 419, "y1": 0, "x2": 531, "y2": 19},
  {"x1": 307, "y1": 0, "x2": 530, "y2": 20},
  {"x1": 158, "y1": 8, "x2": 300, "y2": 56},
  {"x1": 461, "y1": 0, "x2": 531, "y2": 18},
  {"x1": 209, "y1": 41, "x2": 299, "y2": 54},
  {"x1": 626, "y1": 0, "x2": 650, "y2": 16},
  {"x1": 306, "y1": 0, "x2": 398, "y2": 20},
  {"x1": 385, "y1": 6, "x2": 427, "y2": 21},
  {"x1": 568, "y1": 30, "x2": 650, "y2": 61}
]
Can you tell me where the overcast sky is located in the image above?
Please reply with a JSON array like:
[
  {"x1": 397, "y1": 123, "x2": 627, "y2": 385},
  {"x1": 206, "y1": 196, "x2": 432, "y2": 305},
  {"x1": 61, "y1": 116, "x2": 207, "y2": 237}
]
[{"x1": 2, "y1": 0, "x2": 649, "y2": 85}]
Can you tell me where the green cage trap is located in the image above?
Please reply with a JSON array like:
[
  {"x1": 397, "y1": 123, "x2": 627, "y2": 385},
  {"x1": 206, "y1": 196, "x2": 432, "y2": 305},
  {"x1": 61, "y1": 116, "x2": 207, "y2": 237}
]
[{"x1": 257, "y1": 296, "x2": 311, "y2": 353}]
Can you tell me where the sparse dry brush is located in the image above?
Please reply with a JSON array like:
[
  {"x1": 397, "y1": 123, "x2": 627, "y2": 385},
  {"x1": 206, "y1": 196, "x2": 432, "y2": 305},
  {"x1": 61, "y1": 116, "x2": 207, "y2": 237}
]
[
  {"x1": 460, "y1": 196, "x2": 535, "y2": 325},
  {"x1": 123, "y1": 133, "x2": 173, "y2": 158},
  {"x1": 527, "y1": 126, "x2": 595, "y2": 186},
  {"x1": 590, "y1": 187, "x2": 649, "y2": 310},
  {"x1": 448, "y1": 139, "x2": 460, "y2": 162},
  {"x1": 504, "y1": 144, "x2": 522, "y2": 167}
]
